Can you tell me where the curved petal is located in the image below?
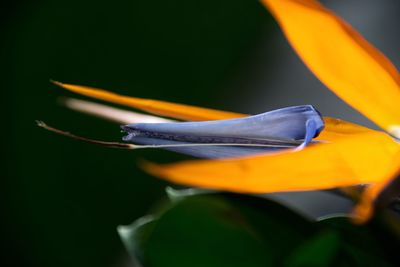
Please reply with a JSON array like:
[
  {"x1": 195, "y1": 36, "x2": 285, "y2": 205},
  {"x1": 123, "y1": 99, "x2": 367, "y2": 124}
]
[
  {"x1": 124, "y1": 105, "x2": 324, "y2": 141},
  {"x1": 142, "y1": 131, "x2": 400, "y2": 194},
  {"x1": 261, "y1": 0, "x2": 400, "y2": 135},
  {"x1": 353, "y1": 152, "x2": 400, "y2": 223},
  {"x1": 52, "y1": 81, "x2": 244, "y2": 121},
  {"x1": 54, "y1": 81, "x2": 378, "y2": 141},
  {"x1": 63, "y1": 98, "x2": 175, "y2": 124},
  {"x1": 122, "y1": 105, "x2": 324, "y2": 158},
  {"x1": 317, "y1": 117, "x2": 377, "y2": 141}
]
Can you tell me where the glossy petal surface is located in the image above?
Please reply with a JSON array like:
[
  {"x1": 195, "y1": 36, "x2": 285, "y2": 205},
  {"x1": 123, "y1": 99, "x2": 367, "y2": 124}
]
[
  {"x1": 122, "y1": 105, "x2": 323, "y2": 158},
  {"x1": 53, "y1": 81, "x2": 243, "y2": 121},
  {"x1": 261, "y1": 0, "x2": 400, "y2": 134},
  {"x1": 124, "y1": 105, "x2": 323, "y2": 140},
  {"x1": 143, "y1": 131, "x2": 400, "y2": 193},
  {"x1": 318, "y1": 117, "x2": 375, "y2": 140},
  {"x1": 135, "y1": 139, "x2": 281, "y2": 159},
  {"x1": 55, "y1": 81, "x2": 379, "y2": 143}
]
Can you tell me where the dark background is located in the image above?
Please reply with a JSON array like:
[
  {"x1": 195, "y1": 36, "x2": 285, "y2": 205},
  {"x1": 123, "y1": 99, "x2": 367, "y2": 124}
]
[{"x1": 2, "y1": 1, "x2": 399, "y2": 266}]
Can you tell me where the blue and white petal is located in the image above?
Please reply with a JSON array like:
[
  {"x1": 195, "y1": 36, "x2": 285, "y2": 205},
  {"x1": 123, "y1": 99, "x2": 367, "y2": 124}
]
[{"x1": 122, "y1": 105, "x2": 324, "y2": 158}]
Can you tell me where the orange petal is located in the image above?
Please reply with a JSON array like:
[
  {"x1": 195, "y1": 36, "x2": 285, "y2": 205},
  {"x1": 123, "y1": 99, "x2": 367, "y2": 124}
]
[
  {"x1": 317, "y1": 116, "x2": 377, "y2": 141},
  {"x1": 142, "y1": 131, "x2": 400, "y2": 194},
  {"x1": 261, "y1": 0, "x2": 400, "y2": 135},
  {"x1": 53, "y1": 81, "x2": 378, "y2": 139},
  {"x1": 52, "y1": 81, "x2": 245, "y2": 121},
  {"x1": 353, "y1": 152, "x2": 400, "y2": 223}
]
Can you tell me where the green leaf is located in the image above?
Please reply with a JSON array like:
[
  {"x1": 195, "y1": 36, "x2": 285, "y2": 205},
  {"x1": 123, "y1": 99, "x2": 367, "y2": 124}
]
[
  {"x1": 119, "y1": 193, "x2": 400, "y2": 267},
  {"x1": 117, "y1": 215, "x2": 157, "y2": 267},
  {"x1": 317, "y1": 217, "x2": 396, "y2": 267},
  {"x1": 119, "y1": 193, "x2": 314, "y2": 267},
  {"x1": 285, "y1": 230, "x2": 340, "y2": 267}
]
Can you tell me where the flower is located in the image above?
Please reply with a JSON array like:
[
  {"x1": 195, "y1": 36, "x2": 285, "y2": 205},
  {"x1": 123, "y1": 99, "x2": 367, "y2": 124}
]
[
  {"x1": 48, "y1": 0, "x2": 400, "y2": 222},
  {"x1": 121, "y1": 105, "x2": 324, "y2": 158}
]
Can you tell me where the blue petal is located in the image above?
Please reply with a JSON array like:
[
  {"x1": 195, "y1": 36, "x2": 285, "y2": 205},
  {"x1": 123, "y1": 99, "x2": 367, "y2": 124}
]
[
  {"x1": 122, "y1": 105, "x2": 324, "y2": 158},
  {"x1": 128, "y1": 137, "x2": 283, "y2": 158}
]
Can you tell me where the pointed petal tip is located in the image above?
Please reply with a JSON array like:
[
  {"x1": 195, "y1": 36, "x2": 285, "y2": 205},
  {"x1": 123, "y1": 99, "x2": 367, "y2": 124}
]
[
  {"x1": 261, "y1": 0, "x2": 400, "y2": 130},
  {"x1": 351, "y1": 152, "x2": 400, "y2": 224},
  {"x1": 139, "y1": 160, "x2": 163, "y2": 177},
  {"x1": 351, "y1": 202, "x2": 373, "y2": 225},
  {"x1": 50, "y1": 79, "x2": 64, "y2": 87},
  {"x1": 51, "y1": 82, "x2": 245, "y2": 121},
  {"x1": 51, "y1": 81, "x2": 376, "y2": 139}
]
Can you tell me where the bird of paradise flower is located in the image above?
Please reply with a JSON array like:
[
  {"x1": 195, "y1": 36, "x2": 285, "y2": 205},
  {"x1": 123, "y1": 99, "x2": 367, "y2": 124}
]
[{"x1": 40, "y1": 0, "x2": 400, "y2": 223}]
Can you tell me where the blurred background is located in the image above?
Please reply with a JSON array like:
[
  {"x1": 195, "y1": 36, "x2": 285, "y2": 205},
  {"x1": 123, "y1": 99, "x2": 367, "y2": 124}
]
[{"x1": 2, "y1": 0, "x2": 399, "y2": 266}]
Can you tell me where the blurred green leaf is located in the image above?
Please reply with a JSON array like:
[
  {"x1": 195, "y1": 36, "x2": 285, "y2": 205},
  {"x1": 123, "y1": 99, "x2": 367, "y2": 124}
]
[
  {"x1": 118, "y1": 215, "x2": 157, "y2": 267},
  {"x1": 285, "y1": 230, "x2": 340, "y2": 267},
  {"x1": 119, "y1": 193, "x2": 315, "y2": 267},
  {"x1": 120, "y1": 193, "x2": 400, "y2": 267},
  {"x1": 317, "y1": 217, "x2": 397, "y2": 266},
  {"x1": 3, "y1": 0, "x2": 273, "y2": 266}
]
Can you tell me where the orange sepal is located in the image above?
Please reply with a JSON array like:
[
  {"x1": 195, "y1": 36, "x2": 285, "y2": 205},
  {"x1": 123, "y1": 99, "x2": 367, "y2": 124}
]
[
  {"x1": 142, "y1": 131, "x2": 400, "y2": 194},
  {"x1": 353, "y1": 152, "x2": 400, "y2": 223},
  {"x1": 261, "y1": 0, "x2": 400, "y2": 134},
  {"x1": 53, "y1": 81, "x2": 379, "y2": 142},
  {"x1": 52, "y1": 81, "x2": 244, "y2": 121},
  {"x1": 317, "y1": 117, "x2": 377, "y2": 141}
]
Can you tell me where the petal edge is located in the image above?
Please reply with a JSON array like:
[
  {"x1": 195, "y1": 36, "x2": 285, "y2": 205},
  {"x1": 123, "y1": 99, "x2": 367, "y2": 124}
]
[{"x1": 261, "y1": 0, "x2": 400, "y2": 133}]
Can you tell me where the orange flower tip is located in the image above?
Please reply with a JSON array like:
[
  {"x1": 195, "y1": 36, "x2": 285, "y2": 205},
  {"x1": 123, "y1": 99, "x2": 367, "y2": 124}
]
[
  {"x1": 260, "y1": 0, "x2": 400, "y2": 131},
  {"x1": 387, "y1": 125, "x2": 400, "y2": 139},
  {"x1": 352, "y1": 204, "x2": 373, "y2": 225},
  {"x1": 138, "y1": 160, "x2": 165, "y2": 177}
]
